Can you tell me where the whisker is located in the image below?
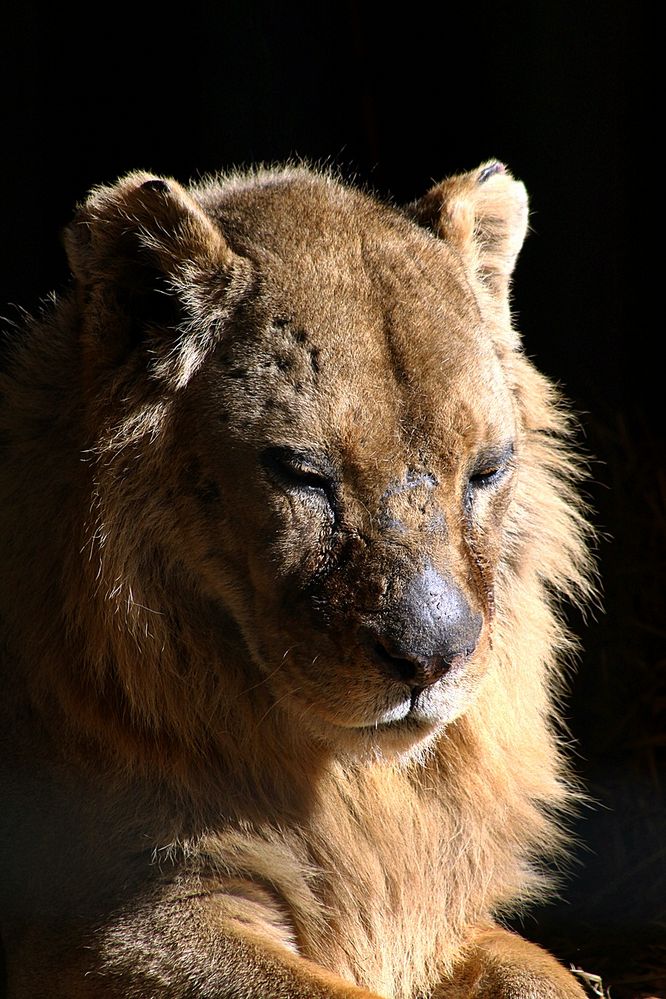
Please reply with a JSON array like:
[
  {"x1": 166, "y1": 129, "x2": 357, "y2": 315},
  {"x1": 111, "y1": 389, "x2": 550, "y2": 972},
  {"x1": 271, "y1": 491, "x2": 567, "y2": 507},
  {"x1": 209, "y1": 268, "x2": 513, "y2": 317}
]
[{"x1": 253, "y1": 683, "x2": 306, "y2": 731}]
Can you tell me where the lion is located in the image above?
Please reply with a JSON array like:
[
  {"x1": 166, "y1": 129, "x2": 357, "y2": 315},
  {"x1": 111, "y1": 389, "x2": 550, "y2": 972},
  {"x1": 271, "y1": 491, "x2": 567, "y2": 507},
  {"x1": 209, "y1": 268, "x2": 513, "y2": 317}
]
[{"x1": 0, "y1": 161, "x2": 594, "y2": 998}]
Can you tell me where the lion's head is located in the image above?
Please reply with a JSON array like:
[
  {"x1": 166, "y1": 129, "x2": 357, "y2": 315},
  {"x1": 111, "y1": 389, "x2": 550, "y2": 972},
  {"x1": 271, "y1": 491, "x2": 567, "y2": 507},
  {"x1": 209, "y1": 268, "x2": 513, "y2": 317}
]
[{"x1": 58, "y1": 163, "x2": 589, "y2": 761}]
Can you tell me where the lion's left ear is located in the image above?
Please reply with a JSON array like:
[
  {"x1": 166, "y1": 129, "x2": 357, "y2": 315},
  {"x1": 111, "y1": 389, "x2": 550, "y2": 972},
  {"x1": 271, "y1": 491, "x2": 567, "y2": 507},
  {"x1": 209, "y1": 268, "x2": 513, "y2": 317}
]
[
  {"x1": 64, "y1": 172, "x2": 249, "y2": 388},
  {"x1": 411, "y1": 161, "x2": 529, "y2": 306}
]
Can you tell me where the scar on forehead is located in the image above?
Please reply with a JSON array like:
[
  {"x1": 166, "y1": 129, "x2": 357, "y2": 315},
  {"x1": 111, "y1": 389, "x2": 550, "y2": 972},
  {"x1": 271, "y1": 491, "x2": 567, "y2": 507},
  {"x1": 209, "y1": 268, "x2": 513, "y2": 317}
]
[
  {"x1": 287, "y1": 326, "x2": 320, "y2": 371},
  {"x1": 309, "y1": 346, "x2": 321, "y2": 375},
  {"x1": 276, "y1": 353, "x2": 294, "y2": 372},
  {"x1": 380, "y1": 469, "x2": 438, "y2": 503}
]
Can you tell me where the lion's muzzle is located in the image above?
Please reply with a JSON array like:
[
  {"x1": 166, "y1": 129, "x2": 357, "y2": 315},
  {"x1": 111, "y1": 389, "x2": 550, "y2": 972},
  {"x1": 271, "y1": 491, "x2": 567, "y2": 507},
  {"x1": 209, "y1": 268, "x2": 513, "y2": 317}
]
[{"x1": 359, "y1": 566, "x2": 483, "y2": 692}]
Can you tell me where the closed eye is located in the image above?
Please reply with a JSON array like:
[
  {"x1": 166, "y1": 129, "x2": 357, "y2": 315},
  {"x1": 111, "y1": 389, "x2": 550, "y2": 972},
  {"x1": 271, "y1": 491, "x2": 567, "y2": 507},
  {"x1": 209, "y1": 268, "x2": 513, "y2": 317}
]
[
  {"x1": 261, "y1": 446, "x2": 336, "y2": 500},
  {"x1": 467, "y1": 442, "x2": 515, "y2": 491},
  {"x1": 469, "y1": 464, "x2": 505, "y2": 488}
]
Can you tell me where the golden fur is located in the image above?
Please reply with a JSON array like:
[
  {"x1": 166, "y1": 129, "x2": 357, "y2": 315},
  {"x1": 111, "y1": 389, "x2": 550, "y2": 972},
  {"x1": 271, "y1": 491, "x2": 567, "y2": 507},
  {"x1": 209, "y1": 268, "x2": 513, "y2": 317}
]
[{"x1": 0, "y1": 162, "x2": 594, "y2": 997}]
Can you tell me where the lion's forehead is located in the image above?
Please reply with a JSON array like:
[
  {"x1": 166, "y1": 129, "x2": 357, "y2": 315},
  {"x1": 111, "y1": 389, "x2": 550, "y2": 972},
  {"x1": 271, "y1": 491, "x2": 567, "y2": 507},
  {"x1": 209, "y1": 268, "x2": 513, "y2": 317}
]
[
  {"x1": 214, "y1": 301, "x2": 513, "y2": 468},
  {"x1": 204, "y1": 185, "x2": 515, "y2": 480}
]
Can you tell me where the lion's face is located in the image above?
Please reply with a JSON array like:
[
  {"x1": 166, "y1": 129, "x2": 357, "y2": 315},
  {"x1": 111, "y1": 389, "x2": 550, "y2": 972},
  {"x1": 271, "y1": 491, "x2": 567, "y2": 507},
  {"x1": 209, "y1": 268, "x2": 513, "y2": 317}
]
[
  {"x1": 69, "y1": 166, "x2": 528, "y2": 756},
  {"x1": 169, "y1": 185, "x2": 519, "y2": 754}
]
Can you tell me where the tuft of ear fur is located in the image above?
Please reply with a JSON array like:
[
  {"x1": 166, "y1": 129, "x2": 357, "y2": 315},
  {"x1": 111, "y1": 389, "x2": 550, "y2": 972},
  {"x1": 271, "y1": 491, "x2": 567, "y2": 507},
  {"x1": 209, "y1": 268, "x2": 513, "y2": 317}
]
[
  {"x1": 412, "y1": 161, "x2": 529, "y2": 317},
  {"x1": 64, "y1": 172, "x2": 247, "y2": 387}
]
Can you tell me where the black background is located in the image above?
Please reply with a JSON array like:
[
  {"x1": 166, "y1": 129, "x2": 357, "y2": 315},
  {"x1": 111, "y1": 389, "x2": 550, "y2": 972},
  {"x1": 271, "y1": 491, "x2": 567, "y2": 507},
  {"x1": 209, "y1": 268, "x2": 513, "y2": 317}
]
[{"x1": 1, "y1": 2, "x2": 663, "y2": 993}]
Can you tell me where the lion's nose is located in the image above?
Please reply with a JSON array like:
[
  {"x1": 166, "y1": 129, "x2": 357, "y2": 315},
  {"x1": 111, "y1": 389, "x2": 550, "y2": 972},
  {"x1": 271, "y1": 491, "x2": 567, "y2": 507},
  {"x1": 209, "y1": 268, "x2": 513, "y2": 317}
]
[{"x1": 363, "y1": 567, "x2": 482, "y2": 689}]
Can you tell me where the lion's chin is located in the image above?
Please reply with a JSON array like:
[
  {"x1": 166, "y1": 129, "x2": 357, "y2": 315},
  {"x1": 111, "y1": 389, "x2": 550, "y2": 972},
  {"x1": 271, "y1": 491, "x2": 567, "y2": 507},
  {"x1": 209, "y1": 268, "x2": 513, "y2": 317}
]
[
  {"x1": 328, "y1": 713, "x2": 443, "y2": 761},
  {"x1": 297, "y1": 684, "x2": 471, "y2": 759}
]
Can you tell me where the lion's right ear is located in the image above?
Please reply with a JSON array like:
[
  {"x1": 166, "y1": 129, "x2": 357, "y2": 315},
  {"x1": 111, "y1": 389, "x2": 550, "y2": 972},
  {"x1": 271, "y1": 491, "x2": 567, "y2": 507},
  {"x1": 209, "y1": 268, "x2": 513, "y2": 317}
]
[
  {"x1": 64, "y1": 172, "x2": 247, "y2": 387},
  {"x1": 410, "y1": 161, "x2": 529, "y2": 326}
]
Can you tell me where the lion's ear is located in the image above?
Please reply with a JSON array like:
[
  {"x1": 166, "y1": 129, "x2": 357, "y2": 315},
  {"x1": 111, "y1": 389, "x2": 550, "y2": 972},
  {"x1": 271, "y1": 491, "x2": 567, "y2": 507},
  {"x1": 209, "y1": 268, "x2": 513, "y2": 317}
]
[
  {"x1": 411, "y1": 161, "x2": 529, "y2": 305},
  {"x1": 64, "y1": 172, "x2": 246, "y2": 387}
]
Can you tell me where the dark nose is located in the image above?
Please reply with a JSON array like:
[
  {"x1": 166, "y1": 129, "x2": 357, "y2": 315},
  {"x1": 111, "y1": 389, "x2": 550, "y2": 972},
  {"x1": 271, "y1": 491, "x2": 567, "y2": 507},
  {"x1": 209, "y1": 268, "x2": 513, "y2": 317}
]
[{"x1": 363, "y1": 567, "x2": 482, "y2": 689}]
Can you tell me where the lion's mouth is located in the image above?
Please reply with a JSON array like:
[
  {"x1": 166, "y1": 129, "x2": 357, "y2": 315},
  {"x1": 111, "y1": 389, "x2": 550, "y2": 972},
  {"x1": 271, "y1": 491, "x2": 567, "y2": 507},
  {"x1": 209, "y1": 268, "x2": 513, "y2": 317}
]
[
  {"x1": 337, "y1": 686, "x2": 443, "y2": 733},
  {"x1": 318, "y1": 655, "x2": 479, "y2": 744}
]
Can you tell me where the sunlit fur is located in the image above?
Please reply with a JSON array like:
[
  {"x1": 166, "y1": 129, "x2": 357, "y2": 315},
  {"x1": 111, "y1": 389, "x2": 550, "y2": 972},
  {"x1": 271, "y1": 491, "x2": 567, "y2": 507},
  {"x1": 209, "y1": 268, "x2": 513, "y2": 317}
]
[{"x1": 0, "y1": 163, "x2": 594, "y2": 998}]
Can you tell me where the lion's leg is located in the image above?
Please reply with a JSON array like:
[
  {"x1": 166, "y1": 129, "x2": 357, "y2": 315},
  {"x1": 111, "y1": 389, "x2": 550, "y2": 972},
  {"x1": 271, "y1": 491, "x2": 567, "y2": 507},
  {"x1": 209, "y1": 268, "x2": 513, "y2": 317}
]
[
  {"x1": 436, "y1": 925, "x2": 586, "y2": 999},
  {"x1": 98, "y1": 926, "x2": 383, "y2": 999},
  {"x1": 6, "y1": 894, "x2": 383, "y2": 999}
]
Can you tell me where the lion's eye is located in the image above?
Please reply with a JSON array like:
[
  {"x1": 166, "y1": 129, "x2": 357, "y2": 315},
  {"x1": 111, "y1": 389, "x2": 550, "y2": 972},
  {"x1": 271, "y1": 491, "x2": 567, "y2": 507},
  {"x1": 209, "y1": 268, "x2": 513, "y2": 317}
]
[
  {"x1": 468, "y1": 464, "x2": 504, "y2": 489},
  {"x1": 467, "y1": 443, "x2": 515, "y2": 494},
  {"x1": 262, "y1": 447, "x2": 336, "y2": 503}
]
